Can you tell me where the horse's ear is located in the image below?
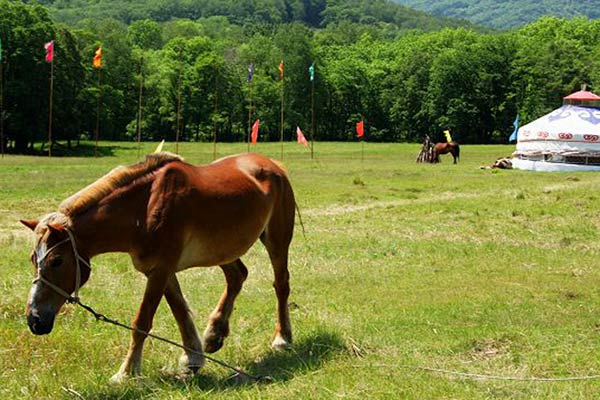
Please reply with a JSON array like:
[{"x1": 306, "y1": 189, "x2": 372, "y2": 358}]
[
  {"x1": 47, "y1": 224, "x2": 66, "y2": 235},
  {"x1": 20, "y1": 219, "x2": 39, "y2": 231}
]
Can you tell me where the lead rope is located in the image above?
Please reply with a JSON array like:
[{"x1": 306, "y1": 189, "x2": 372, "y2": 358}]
[
  {"x1": 34, "y1": 229, "x2": 271, "y2": 383},
  {"x1": 72, "y1": 297, "x2": 271, "y2": 383}
]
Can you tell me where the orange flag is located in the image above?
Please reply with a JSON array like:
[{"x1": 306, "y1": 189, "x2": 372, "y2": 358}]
[
  {"x1": 251, "y1": 119, "x2": 260, "y2": 144},
  {"x1": 356, "y1": 120, "x2": 364, "y2": 138},
  {"x1": 93, "y1": 46, "x2": 103, "y2": 69},
  {"x1": 296, "y1": 126, "x2": 308, "y2": 147},
  {"x1": 278, "y1": 60, "x2": 284, "y2": 80}
]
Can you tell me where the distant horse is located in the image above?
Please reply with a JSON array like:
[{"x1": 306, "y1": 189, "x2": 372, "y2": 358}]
[
  {"x1": 21, "y1": 152, "x2": 296, "y2": 382},
  {"x1": 433, "y1": 141, "x2": 460, "y2": 164}
]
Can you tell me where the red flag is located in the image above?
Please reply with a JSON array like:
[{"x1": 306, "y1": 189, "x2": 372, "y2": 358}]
[
  {"x1": 251, "y1": 119, "x2": 260, "y2": 144},
  {"x1": 93, "y1": 46, "x2": 103, "y2": 69},
  {"x1": 296, "y1": 126, "x2": 308, "y2": 147},
  {"x1": 44, "y1": 40, "x2": 54, "y2": 63},
  {"x1": 278, "y1": 60, "x2": 284, "y2": 80},
  {"x1": 356, "y1": 120, "x2": 364, "y2": 138}
]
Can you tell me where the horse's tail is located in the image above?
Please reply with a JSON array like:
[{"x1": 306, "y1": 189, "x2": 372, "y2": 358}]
[
  {"x1": 295, "y1": 201, "x2": 306, "y2": 238},
  {"x1": 270, "y1": 157, "x2": 305, "y2": 238},
  {"x1": 454, "y1": 142, "x2": 460, "y2": 161}
]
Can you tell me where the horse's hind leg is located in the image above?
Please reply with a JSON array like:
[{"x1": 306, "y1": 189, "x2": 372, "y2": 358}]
[
  {"x1": 261, "y1": 202, "x2": 294, "y2": 350},
  {"x1": 265, "y1": 244, "x2": 292, "y2": 350},
  {"x1": 164, "y1": 275, "x2": 204, "y2": 374},
  {"x1": 203, "y1": 260, "x2": 248, "y2": 353}
]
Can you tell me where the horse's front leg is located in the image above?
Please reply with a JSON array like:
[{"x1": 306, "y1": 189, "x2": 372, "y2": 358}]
[
  {"x1": 203, "y1": 260, "x2": 248, "y2": 353},
  {"x1": 164, "y1": 274, "x2": 204, "y2": 375},
  {"x1": 110, "y1": 268, "x2": 170, "y2": 383}
]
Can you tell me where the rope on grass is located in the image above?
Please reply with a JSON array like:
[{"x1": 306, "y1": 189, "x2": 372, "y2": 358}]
[{"x1": 368, "y1": 363, "x2": 600, "y2": 382}]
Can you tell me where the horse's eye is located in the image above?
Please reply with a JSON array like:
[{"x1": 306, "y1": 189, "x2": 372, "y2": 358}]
[{"x1": 50, "y1": 257, "x2": 63, "y2": 269}]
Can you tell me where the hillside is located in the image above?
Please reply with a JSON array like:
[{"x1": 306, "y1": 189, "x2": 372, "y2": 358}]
[
  {"x1": 393, "y1": 0, "x2": 600, "y2": 29},
  {"x1": 43, "y1": 0, "x2": 478, "y2": 31}
]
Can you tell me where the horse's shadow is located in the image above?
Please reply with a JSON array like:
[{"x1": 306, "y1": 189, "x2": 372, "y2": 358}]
[
  {"x1": 84, "y1": 330, "x2": 346, "y2": 398},
  {"x1": 185, "y1": 330, "x2": 346, "y2": 389},
  {"x1": 248, "y1": 330, "x2": 345, "y2": 381}
]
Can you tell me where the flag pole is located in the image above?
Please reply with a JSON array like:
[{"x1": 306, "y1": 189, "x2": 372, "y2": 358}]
[
  {"x1": 361, "y1": 139, "x2": 364, "y2": 163},
  {"x1": 280, "y1": 68, "x2": 284, "y2": 160},
  {"x1": 212, "y1": 62, "x2": 218, "y2": 160},
  {"x1": 94, "y1": 68, "x2": 102, "y2": 157},
  {"x1": 361, "y1": 119, "x2": 365, "y2": 163},
  {"x1": 175, "y1": 62, "x2": 182, "y2": 154},
  {"x1": 356, "y1": 119, "x2": 365, "y2": 163},
  {"x1": 136, "y1": 54, "x2": 144, "y2": 159},
  {"x1": 48, "y1": 52, "x2": 54, "y2": 157},
  {"x1": 247, "y1": 70, "x2": 253, "y2": 153},
  {"x1": 310, "y1": 64, "x2": 315, "y2": 159},
  {"x1": 0, "y1": 55, "x2": 4, "y2": 158}
]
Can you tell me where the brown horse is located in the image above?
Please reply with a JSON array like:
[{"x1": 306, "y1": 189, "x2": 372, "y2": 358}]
[
  {"x1": 433, "y1": 141, "x2": 460, "y2": 164},
  {"x1": 20, "y1": 152, "x2": 296, "y2": 382}
]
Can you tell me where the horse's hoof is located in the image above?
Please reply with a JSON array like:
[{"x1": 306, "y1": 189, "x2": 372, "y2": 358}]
[
  {"x1": 178, "y1": 353, "x2": 205, "y2": 374},
  {"x1": 109, "y1": 372, "x2": 128, "y2": 384},
  {"x1": 203, "y1": 335, "x2": 224, "y2": 354},
  {"x1": 271, "y1": 335, "x2": 291, "y2": 351}
]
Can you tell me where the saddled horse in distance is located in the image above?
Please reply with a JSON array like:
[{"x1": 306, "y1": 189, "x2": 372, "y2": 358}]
[
  {"x1": 433, "y1": 141, "x2": 460, "y2": 164},
  {"x1": 21, "y1": 152, "x2": 296, "y2": 382}
]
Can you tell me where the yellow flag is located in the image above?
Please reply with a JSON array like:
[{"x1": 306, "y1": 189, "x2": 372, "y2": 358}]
[
  {"x1": 444, "y1": 130, "x2": 452, "y2": 143},
  {"x1": 154, "y1": 139, "x2": 165, "y2": 153}
]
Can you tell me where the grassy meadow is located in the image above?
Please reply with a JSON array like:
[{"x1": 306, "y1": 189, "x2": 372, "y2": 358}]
[{"x1": 2, "y1": 141, "x2": 600, "y2": 399}]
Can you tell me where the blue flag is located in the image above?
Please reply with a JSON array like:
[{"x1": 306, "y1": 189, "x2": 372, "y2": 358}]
[
  {"x1": 247, "y1": 63, "x2": 254, "y2": 83},
  {"x1": 509, "y1": 114, "x2": 519, "y2": 142}
]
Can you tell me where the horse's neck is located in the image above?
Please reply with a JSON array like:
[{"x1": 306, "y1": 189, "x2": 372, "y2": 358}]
[{"x1": 70, "y1": 188, "x2": 148, "y2": 258}]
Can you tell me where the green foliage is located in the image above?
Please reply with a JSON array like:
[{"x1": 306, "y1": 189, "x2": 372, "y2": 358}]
[
  {"x1": 128, "y1": 19, "x2": 162, "y2": 50},
  {"x1": 0, "y1": 0, "x2": 83, "y2": 152},
  {"x1": 393, "y1": 0, "x2": 600, "y2": 29},
  {"x1": 47, "y1": 0, "x2": 473, "y2": 31},
  {"x1": 4, "y1": 1, "x2": 600, "y2": 152}
]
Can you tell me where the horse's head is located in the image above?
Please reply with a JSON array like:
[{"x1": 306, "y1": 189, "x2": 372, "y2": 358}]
[{"x1": 20, "y1": 215, "x2": 90, "y2": 335}]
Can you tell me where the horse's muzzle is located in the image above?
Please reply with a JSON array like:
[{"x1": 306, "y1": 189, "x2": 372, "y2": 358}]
[{"x1": 27, "y1": 309, "x2": 55, "y2": 335}]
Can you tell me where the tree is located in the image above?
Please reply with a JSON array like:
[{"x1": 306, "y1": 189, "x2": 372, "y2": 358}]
[
  {"x1": 128, "y1": 19, "x2": 162, "y2": 50},
  {"x1": 0, "y1": 1, "x2": 58, "y2": 152}
]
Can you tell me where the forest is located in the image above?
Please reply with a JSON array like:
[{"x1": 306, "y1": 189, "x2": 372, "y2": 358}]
[
  {"x1": 394, "y1": 0, "x2": 600, "y2": 29},
  {"x1": 2, "y1": 0, "x2": 600, "y2": 153}
]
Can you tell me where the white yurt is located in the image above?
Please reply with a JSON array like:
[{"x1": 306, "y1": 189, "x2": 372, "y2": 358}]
[{"x1": 512, "y1": 88, "x2": 600, "y2": 171}]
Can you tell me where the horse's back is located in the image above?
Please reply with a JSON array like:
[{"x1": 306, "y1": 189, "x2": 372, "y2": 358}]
[
  {"x1": 148, "y1": 153, "x2": 294, "y2": 269},
  {"x1": 152, "y1": 153, "x2": 289, "y2": 198},
  {"x1": 208, "y1": 153, "x2": 290, "y2": 193}
]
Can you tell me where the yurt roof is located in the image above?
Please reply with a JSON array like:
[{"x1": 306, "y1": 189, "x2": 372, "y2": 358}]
[{"x1": 563, "y1": 89, "x2": 600, "y2": 101}]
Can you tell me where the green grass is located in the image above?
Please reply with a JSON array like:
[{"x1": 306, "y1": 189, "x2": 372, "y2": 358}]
[{"x1": 2, "y1": 141, "x2": 600, "y2": 399}]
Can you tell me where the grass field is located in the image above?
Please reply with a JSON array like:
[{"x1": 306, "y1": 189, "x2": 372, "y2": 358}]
[{"x1": 2, "y1": 141, "x2": 600, "y2": 399}]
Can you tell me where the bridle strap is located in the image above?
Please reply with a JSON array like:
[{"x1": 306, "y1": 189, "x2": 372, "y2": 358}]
[
  {"x1": 33, "y1": 274, "x2": 77, "y2": 303},
  {"x1": 33, "y1": 228, "x2": 89, "y2": 303},
  {"x1": 65, "y1": 229, "x2": 83, "y2": 300}
]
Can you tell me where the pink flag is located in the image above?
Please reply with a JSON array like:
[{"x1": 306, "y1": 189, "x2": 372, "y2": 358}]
[
  {"x1": 356, "y1": 120, "x2": 364, "y2": 138},
  {"x1": 44, "y1": 40, "x2": 54, "y2": 63},
  {"x1": 296, "y1": 126, "x2": 308, "y2": 147},
  {"x1": 251, "y1": 119, "x2": 259, "y2": 144}
]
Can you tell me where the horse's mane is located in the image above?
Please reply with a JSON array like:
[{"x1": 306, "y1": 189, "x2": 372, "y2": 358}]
[{"x1": 59, "y1": 152, "x2": 184, "y2": 216}]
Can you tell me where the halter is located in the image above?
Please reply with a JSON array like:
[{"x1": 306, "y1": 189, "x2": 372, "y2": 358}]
[{"x1": 33, "y1": 228, "x2": 89, "y2": 303}]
